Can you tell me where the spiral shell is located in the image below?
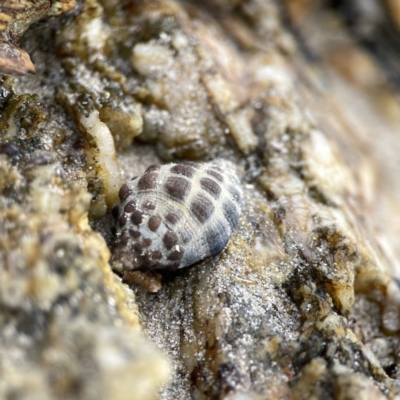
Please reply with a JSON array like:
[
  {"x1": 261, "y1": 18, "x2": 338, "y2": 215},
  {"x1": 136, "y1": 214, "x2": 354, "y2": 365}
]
[{"x1": 111, "y1": 161, "x2": 243, "y2": 272}]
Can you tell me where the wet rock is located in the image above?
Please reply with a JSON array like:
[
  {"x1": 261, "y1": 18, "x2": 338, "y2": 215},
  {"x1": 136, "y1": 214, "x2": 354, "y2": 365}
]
[
  {"x1": 0, "y1": 0, "x2": 76, "y2": 75},
  {"x1": 0, "y1": 129, "x2": 169, "y2": 398}
]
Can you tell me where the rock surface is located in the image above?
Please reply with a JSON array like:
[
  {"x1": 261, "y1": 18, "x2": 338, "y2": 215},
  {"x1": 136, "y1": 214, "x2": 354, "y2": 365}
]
[
  {"x1": 1, "y1": 0, "x2": 400, "y2": 399},
  {"x1": 0, "y1": 0, "x2": 77, "y2": 75}
]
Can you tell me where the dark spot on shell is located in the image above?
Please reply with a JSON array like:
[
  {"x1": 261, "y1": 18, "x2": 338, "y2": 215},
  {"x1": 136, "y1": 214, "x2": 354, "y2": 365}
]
[
  {"x1": 142, "y1": 256, "x2": 161, "y2": 271},
  {"x1": 130, "y1": 176, "x2": 138, "y2": 180},
  {"x1": 152, "y1": 250, "x2": 162, "y2": 260},
  {"x1": 165, "y1": 212, "x2": 180, "y2": 225},
  {"x1": 131, "y1": 210, "x2": 143, "y2": 225},
  {"x1": 133, "y1": 242, "x2": 143, "y2": 253},
  {"x1": 119, "y1": 184, "x2": 131, "y2": 201},
  {"x1": 119, "y1": 234, "x2": 130, "y2": 247},
  {"x1": 148, "y1": 215, "x2": 162, "y2": 232},
  {"x1": 142, "y1": 238, "x2": 152, "y2": 247},
  {"x1": 112, "y1": 205, "x2": 119, "y2": 219},
  {"x1": 138, "y1": 173, "x2": 158, "y2": 190},
  {"x1": 206, "y1": 169, "x2": 223, "y2": 182},
  {"x1": 190, "y1": 194, "x2": 214, "y2": 224},
  {"x1": 165, "y1": 177, "x2": 191, "y2": 201},
  {"x1": 168, "y1": 249, "x2": 184, "y2": 261},
  {"x1": 142, "y1": 200, "x2": 156, "y2": 210},
  {"x1": 200, "y1": 177, "x2": 221, "y2": 199},
  {"x1": 145, "y1": 164, "x2": 161, "y2": 173},
  {"x1": 222, "y1": 201, "x2": 239, "y2": 230},
  {"x1": 124, "y1": 201, "x2": 137, "y2": 213},
  {"x1": 163, "y1": 231, "x2": 178, "y2": 250},
  {"x1": 129, "y1": 229, "x2": 141, "y2": 238},
  {"x1": 132, "y1": 249, "x2": 152, "y2": 269},
  {"x1": 119, "y1": 213, "x2": 127, "y2": 228},
  {"x1": 171, "y1": 164, "x2": 196, "y2": 178},
  {"x1": 206, "y1": 219, "x2": 229, "y2": 256}
]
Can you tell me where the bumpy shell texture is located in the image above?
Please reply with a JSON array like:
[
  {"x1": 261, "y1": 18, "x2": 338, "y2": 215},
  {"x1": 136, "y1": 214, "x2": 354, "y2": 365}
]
[{"x1": 111, "y1": 161, "x2": 243, "y2": 272}]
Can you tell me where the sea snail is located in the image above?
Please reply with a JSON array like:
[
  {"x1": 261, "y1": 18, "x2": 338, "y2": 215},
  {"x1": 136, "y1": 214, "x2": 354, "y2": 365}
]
[{"x1": 111, "y1": 161, "x2": 243, "y2": 273}]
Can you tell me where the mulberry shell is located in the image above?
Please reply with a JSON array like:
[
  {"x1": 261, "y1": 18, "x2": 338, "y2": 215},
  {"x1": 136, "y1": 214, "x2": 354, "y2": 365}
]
[{"x1": 111, "y1": 161, "x2": 243, "y2": 272}]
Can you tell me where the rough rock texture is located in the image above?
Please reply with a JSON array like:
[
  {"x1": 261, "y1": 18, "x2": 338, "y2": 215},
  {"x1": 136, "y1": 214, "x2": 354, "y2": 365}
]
[
  {"x1": 0, "y1": 0, "x2": 77, "y2": 75},
  {"x1": 1, "y1": 0, "x2": 400, "y2": 399}
]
